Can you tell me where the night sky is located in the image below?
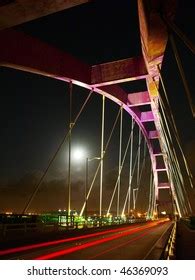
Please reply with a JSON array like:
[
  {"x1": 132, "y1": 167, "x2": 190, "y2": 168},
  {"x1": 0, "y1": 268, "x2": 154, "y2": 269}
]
[
  {"x1": 160, "y1": 0, "x2": 195, "y2": 209},
  {"x1": 0, "y1": 0, "x2": 194, "y2": 214}
]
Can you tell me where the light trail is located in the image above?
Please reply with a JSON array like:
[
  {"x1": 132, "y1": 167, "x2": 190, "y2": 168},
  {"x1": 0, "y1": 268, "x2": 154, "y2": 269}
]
[
  {"x1": 35, "y1": 221, "x2": 162, "y2": 260},
  {"x1": 89, "y1": 225, "x2": 162, "y2": 259},
  {"x1": 0, "y1": 223, "x2": 149, "y2": 257}
]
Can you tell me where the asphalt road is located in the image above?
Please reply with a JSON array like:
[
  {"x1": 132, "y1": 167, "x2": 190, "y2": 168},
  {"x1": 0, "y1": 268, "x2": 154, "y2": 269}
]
[{"x1": 0, "y1": 220, "x2": 172, "y2": 260}]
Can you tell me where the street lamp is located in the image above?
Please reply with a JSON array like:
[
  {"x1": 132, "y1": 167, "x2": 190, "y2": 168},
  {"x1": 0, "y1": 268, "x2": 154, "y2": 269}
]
[
  {"x1": 85, "y1": 157, "x2": 101, "y2": 220},
  {"x1": 133, "y1": 188, "x2": 138, "y2": 210}
]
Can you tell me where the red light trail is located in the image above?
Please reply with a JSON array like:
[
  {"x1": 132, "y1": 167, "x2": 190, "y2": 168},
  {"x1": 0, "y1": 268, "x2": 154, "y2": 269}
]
[
  {"x1": 0, "y1": 223, "x2": 148, "y2": 257},
  {"x1": 0, "y1": 220, "x2": 168, "y2": 259},
  {"x1": 88, "y1": 226, "x2": 159, "y2": 259},
  {"x1": 35, "y1": 221, "x2": 162, "y2": 260}
]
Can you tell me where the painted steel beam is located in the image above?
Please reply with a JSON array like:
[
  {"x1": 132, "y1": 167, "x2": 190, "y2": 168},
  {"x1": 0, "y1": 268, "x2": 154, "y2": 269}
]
[
  {"x1": 0, "y1": 29, "x2": 91, "y2": 84},
  {"x1": 0, "y1": 0, "x2": 90, "y2": 30},
  {"x1": 99, "y1": 85, "x2": 128, "y2": 105},
  {"x1": 141, "y1": 111, "x2": 154, "y2": 122},
  {"x1": 158, "y1": 183, "x2": 170, "y2": 189},
  {"x1": 156, "y1": 168, "x2": 167, "y2": 172},
  {"x1": 138, "y1": 0, "x2": 176, "y2": 63},
  {"x1": 91, "y1": 56, "x2": 148, "y2": 87},
  {"x1": 153, "y1": 150, "x2": 163, "y2": 156},
  {"x1": 0, "y1": 29, "x2": 148, "y2": 95},
  {"x1": 0, "y1": 29, "x2": 144, "y2": 110},
  {"x1": 128, "y1": 91, "x2": 151, "y2": 107},
  {"x1": 149, "y1": 130, "x2": 159, "y2": 139}
]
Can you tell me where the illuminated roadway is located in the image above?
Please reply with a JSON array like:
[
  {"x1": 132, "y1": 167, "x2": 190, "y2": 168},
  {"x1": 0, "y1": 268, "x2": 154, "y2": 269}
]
[{"x1": 0, "y1": 220, "x2": 171, "y2": 260}]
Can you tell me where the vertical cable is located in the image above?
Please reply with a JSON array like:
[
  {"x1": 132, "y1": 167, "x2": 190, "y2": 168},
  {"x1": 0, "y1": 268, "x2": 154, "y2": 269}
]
[
  {"x1": 117, "y1": 106, "x2": 123, "y2": 216},
  {"x1": 107, "y1": 125, "x2": 136, "y2": 216},
  {"x1": 121, "y1": 120, "x2": 135, "y2": 216},
  {"x1": 157, "y1": 68, "x2": 194, "y2": 189},
  {"x1": 120, "y1": 135, "x2": 142, "y2": 215},
  {"x1": 159, "y1": 97, "x2": 192, "y2": 215},
  {"x1": 169, "y1": 34, "x2": 195, "y2": 117},
  {"x1": 134, "y1": 129, "x2": 142, "y2": 210},
  {"x1": 128, "y1": 119, "x2": 134, "y2": 214},
  {"x1": 137, "y1": 129, "x2": 141, "y2": 186},
  {"x1": 133, "y1": 188, "x2": 138, "y2": 210},
  {"x1": 85, "y1": 158, "x2": 89, "y2": 220},
  {"x1": 147, "y1": 167, "x2": 153, "y2": 219},
  {"x1": 67, "y1": 81, "x2": 73, "y2": 217},
  {"x1": 80, "y1": 107, "x2": 121, "y2": 217},
  {"x1": 138, "y1": 140, "x2": 146, "y2": 188},
  {"x1": 22, "y1": 87, "x2": 93, "y2": 214},
  {"x1": 99, "y1": 95, "x2": 105, "y2": 217}
]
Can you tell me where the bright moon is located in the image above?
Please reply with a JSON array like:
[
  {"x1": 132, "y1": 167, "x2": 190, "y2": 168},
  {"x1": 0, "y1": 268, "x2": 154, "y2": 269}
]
[{"x1": 72, "y1": 147, "x2": 86, "y2": 161}]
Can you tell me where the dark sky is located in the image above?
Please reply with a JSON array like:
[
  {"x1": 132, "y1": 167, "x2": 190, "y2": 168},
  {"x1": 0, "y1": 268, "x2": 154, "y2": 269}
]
[
  {"x1": 0, "y1": 0, "x2": 149, "y2": 214},
  {"x1": 159, "y1": 0, "x2": 195, "y2": 212},
  {"x1": 0, "y1": 0, "x2": 194, "y2": 214},
  {"x1": 0, "y1": 66, "x2": 150, "y2": 213}
]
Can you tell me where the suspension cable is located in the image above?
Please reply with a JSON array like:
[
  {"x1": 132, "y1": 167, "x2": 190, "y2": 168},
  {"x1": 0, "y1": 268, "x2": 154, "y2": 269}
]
[
  {"x1": 121, "y1": 133, "x2": 141, "y2": 216},
  {"x1": 151, "y1": 178, "x2": 156, "y2": 218},
  {"x1": 137, "y1": 128, "x2": 141, "y2": 186},
  {"x1": 22, "y1": 87, "x2": 93, "y2": 214},
  {"x1": 79, "y1": 106, "x2": 121, "y2": 217},
  {"x1": 159, "y1": 113, "x2": 185, "y2": 205},
  {"x1": 68, "y1": 81, "x2": 73, "y2": 216},
  {"x1": 147, "y1": 165, "x2": 153, "y2": 219},
  {"x1": 156, "y1": 69, "x2": 194, "y2": 189},
  {"x1": 138, "y1": 140, "x2": 147, "y2": 189},
  {"x1": 121, "y1": 120, "x2": 135, "y2": 216},
  {"x1": 159, "y1": 111, "x2": 192, "y2": 215},
  {"x1": 122, "y1": 135, "x2": 146, "y2": 215},
  {"x1": 99, "y1": 95, "x2": 105, "y2": 217},
  {"x1": 159, "y1": 96, "x2": 186, "y2": 185},
  {"x1": 117, "y1": 106, "x2": 123, "y2": 216},
  {"x1": 163, "y1": 16, "x2": 195, "y2": 55},
  {"x1": 128, "y1": 119, "x2": 134, "y2": 214},
  {"x1": 169, "y1": 34, "x2": 195, "y2": 117},
  {"x1": 154, "y1": 95, "x2": 183, "y2": 215},
  {"x1": 159, "y1": 97, "x2": 193, "y2": 214},
  {"x1": 108, "y1": 122, "x2": 142, "y2": 216},
  {"x1": 135, "y1": 140, "x2": 147, "y2": 206}
]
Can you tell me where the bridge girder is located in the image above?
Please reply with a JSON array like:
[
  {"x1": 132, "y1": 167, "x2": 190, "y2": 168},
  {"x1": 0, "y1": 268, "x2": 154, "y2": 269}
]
[{"x1": 0, "y1": 0, "x2": 90, "y2": 31}]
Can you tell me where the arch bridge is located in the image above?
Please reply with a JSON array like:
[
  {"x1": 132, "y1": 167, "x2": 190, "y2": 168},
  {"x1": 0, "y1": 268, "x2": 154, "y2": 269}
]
[{"x1": 0, "y1": 0, "x2": 194, "y2": 219}]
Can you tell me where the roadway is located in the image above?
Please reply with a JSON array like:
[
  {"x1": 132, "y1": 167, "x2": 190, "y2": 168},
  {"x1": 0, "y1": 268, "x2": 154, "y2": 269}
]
[{"x1": 0, "y1": 220, "x2": 172, "y2": 260}]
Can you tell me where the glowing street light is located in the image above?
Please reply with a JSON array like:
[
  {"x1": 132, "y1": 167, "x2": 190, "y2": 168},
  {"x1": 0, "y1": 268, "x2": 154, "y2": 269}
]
[{"x1": 133, "y1": 188, "x2": 138, "y2": 210}]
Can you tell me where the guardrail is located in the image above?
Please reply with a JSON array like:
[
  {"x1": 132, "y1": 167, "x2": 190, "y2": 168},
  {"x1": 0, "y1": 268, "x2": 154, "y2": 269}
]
[
  {"x1": 0, "y1": 218, "x2": 147, "y2": 236},
  {"x1": 0, "y1": 223, "x2": 42, "y2": 237},
  {"x1": 144, "y1": 221, "x2": 174, "y2": 260},
  {"x1": 162, "y1": 222, "x2": 176, "y2": 259},
  {"x1": 60, "y1": 218, "x2": 147, "y2": 229}
]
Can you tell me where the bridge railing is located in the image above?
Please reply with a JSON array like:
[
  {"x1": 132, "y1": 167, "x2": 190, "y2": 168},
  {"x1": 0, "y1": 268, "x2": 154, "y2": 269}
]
[
  {"x1": 161, "y1": 222, "x2": 176, "y2": 260},
  {"x1": 0, "y1": 217, "x2": 147, "y2": 237},
  {"x1": 0, "y1": 222, "x2": 41, "y2": 237}
]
